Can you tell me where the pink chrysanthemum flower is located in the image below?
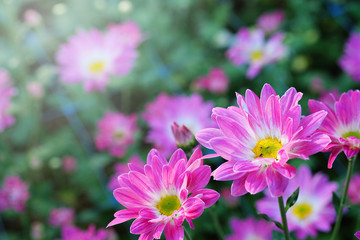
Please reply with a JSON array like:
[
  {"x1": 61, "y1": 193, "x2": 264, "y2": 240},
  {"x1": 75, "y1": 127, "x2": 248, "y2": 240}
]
[
  {"x1": 0, "y1": 69, "x2": 16, "y2": 131},
  {"x1": 196, "y1": 84, "x2": 330, "y2": 197},
  {"x1": 107, "y1": 148, "x2": 220, "y2": 240},
  {"x1": 256, "y1": 165, "x2": 337, "y2": 239},
  {"x1": 95, "y1": 112, "x2": 138, "y2": 157},
  {"x1": 143, "y1": 93, "x2": 214, "y2": 157},
  {"x1": 226, "y1": 28, "x2": 286, "y2": 79},
  {"x1": 256, "y1": 10, "x2": 284, "y2": 34},
  {"x1": 56, "y1": 22, "x2": 141, "y2": 92},
  {"x1": 192, "y1": 68, "x2": 228, "y2": 94},
  {"x1": 60, "y1": 225, "x2": 108, "y2": 240},
  {"x1": 339, "y1": 33, "x2": 360, "y2": 82},
  {"x1": 309, "y1": 89, "x2": 360, "y2": 168},
  {"x1": 226, "y1": 217, "x2": 273, "y2": 240},
  {"x1": 49, "y1": 207, "x2": 74, "y2": 227},
  {"x1": 108, "y1": 155, "x2": 144, "y2": 190},
  {"x1": 0, "y1": 176, "x2": 30, "y2": 212},
  {"x1": 348, "y1": 173, "x2": 360, "y2": 205}
]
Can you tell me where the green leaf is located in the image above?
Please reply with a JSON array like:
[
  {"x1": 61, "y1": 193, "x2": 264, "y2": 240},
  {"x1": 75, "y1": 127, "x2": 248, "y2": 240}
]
[
  {"x1": 285, "y1": 187, "x2": 300, "y2": 212},
  {"x1": 258, "y1": 214, "x2": 283, "y2": 230},
  {"x1": 332, "y1": 192, "x2": 340, "y2": 213},
  {"x1": 272, "y1": 230, "x2": 284, "y2": 240}
]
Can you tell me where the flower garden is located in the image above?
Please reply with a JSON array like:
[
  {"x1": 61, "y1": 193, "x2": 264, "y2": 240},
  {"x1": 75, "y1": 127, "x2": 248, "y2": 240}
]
[{"x1": 0, "y1": 0, "x2": 360, "y2": 239}]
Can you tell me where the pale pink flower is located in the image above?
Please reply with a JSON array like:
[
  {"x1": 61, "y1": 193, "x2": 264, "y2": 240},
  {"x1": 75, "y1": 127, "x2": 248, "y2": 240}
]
[
  {"x1": 143, "y1": 93, "x2": 214, "y2": 157},
  {"x1": 309, "y1": 89, "x2": 360, "y2": 168},
  {"x1": 107, "y1": 148, "x2": 220, "y2": 240},
  {"x1": 95, "y1": 112, "x2": 137, "y2": 157},
  {"x1": 0, "y1": 69, "x2": 16, "y2": 131},
  {"x1": 31, "y1": 222, "x2": 44, "y2": 239},
  {"x1": 192, "y1": 68, "x2": 228, "y2": 94},
  {"x1": 348, "y1": 173, "x2": 360, "y2": 205},
  {"x1": 108, "y1": 155, "x2": 144, "y2": 190},
  {"x1": 27, "y1": 81, "x2": 44, "y2": 99},
  {"x1": 256, "y1": 165, "x2": 337, "y2": 239},
  {"x1": 257, "y1": 10, "x2": 284, "y2": 34},
  {"x1": 226, "y1": 28, "x2": 286, "y2": 79},
  {"x1": 49, "y1": 207, "x2": 74, "y2": 227},
  {"x1": 339, "y1": 32, "x2": 360, "y2": 82},
  {"x1": 56, "y1": 22, "x2": 141, "y2": 92},
  {"x1": 226, "y1": 217, "x2": 273, "y2": 240},
  {"x1": 62, "y1": 156, "x2": 77, "y2": 173},
  {"x1": 0, "y1": 176, "x2": 30, "y2": 212},
  {"x1": 23, "y1": 9, "x2": 42, "y2": 27},
  {"x1": 196, "y1": 84, "x2": 330, "y2": 197},
  {"x1": 60, "y1": 225, "x2": 108, "y2": 240},
  {"x1": 318, "y1": 89, "x2": 340, "y2": 107}
]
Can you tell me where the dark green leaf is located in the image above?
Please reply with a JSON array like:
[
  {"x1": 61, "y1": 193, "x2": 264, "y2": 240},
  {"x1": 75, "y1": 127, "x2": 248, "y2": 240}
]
[
  {"x1": 272, "y1": 230, "x2": 284, "y2": 240},
  {"x1": 333, "y1": 192, "x2": 340, "y2": 213},
  {"x1": 258, "y1": 214, "x2": 283, "y2": 230},
  {"x1": 285, "y1": 187, "x2": 300, "y2": 212}
]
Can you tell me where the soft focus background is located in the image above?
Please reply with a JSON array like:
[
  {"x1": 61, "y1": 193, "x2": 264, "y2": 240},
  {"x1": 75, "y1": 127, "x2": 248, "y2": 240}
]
[{"x1": 0, "y1": 0, "x2": 360, "y2": 239}]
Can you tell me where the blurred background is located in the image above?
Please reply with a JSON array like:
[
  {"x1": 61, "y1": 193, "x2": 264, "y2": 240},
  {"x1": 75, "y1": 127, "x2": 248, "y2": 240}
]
[{"x1": 0, "y1": 0, "x2": 360, "y2": 239}]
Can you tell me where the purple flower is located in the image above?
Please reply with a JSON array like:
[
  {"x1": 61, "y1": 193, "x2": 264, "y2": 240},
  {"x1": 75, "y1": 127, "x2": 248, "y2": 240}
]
[
  {"x1": 196, "y1": 84, "x2": 330, "y2": 197},
  {"x1": 226, "y1": 217, "x2": 273, "y2": 240},
  {"x1": 192, "y1": 68, "x2": 228, "y2": 94},
  {"x1": 257, "y1": 10, "x2": 284, "y2": 34},
  {"x1": 226, "y1": 28, "x2": 286, "y2": 79},
  {"x1": 143, "y1": 93, "x2": 214, "y2": 157},
  {"x1": 256, "y1": 165, "x2": 337, "y2": 239},
  {"x1": 348, "y1": 173, "x2": 360, "y2": 205},
  {"x1": 339, "y1": 32, "x2": 360, "y2": 82},
  {"x1": 49, "y1": 207, "x2": 74, "y2": 227},
  {"x1": 355, "y1": 231, "x2": 360, "y2": 239},
  {"x1": 60, "y1": 225, "x2": 108, "y2": 240},
  {"x1": 0, "y1": 69, "x2": 16, "y2": 131},
  {"x1": 0, "y1": 176, "x2": 30, "y2": 212},
  {"x1": 95, "y1": 112, "x2": 138, "y2": 157}
]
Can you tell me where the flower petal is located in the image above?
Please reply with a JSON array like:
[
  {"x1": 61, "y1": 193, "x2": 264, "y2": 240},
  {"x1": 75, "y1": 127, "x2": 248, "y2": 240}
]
[{"x1": 265, "y1": 166, "x2": 288, "y2": 197}]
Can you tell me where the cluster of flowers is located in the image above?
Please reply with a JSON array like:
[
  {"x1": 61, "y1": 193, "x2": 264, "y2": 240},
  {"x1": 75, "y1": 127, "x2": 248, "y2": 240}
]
[
  {"x1": 56, "y1": 21, "x2": 142, "y2": 92},
  {"x1": 0, "y1": 176, "x2": 30, "y2": 212}
]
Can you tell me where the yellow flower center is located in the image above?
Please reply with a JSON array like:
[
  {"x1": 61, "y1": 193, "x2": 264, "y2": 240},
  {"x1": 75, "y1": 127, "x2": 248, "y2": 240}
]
[
  {"x1": 292, "y1": 203, "x2": 312, "y2": 220},
  {"x1": 89, "y1": 61, "x2": 105, "y2": 73},
  {"x1": 113, "y1": 131, "x2": 124, "y2": 139},
  {"x1": 252, "y1": 137, "x2": 282, "y2": 159},
  {"x1": 342, "y1": 131, "x2": 360, "y2": 139},
  {"x1": 251, "y1": 50, "x2": 263, "y2": 61},
  {"x1": 156, "y1": 195, "x2": 181, "y2": 216}
]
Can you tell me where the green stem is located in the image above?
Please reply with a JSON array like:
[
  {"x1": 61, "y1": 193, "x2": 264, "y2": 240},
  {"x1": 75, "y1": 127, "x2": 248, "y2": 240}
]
[
  {"x1": 330, "y1": 156, "x2": 356, "y2": 240},
  {"x1": 278, "y1": 196, "x2": 291, "y2": 240},
  {"x1": 184, "y1": 228, "x2": 192, "y2": 240},
  {"x1": 209, "y1": 206, "x2": 225, "y2": 240}
]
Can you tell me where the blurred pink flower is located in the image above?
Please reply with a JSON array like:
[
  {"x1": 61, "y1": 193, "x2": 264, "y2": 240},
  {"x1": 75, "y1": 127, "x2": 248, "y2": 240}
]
[
  {"x1": 356, "y1": 231, "x2": 360, "y2": 239},
  {"x1": 107, "y1": 155, "x2": 144, "y2": 190},
  {"x1": 0, "y1": 69, "x2": 16, "y2": 131},
  {"x1": 56, "y1": 22, "x2": 141, "y2": 92},
  {"x1": 309, "y1": 89, "x2": 360, "y2": 168},
  {"x1": 348, "y1": 173, "x2": 360, "y2": 205},
  {"x1": 192, "y1": 68, "x2": 228, "y2": 94},
  {"x1": 220, "y1": 188, "x2": 238, "y2": 207},
  {"x1": 26, "y1": 81, "x2": 44, "y2": 99},
  {"x1": 0, "y1": 176, "x2": 30, "y2": 212},
  {"x1": 196, "y1": 84, "x2": 330, "y2": 197},
  {"x1": 226, "y1": 217, "x2": 273, "y2": 240},
  {"x1": 95, "y1": 112, "x2": 138, "y2": 157},
  {"x1": 107, "y1": 148, "x2": 220, "y2": 240},
  {"x1": 31, "y1": 222, "x2": 44, "y2": 239},
  {"x1": 318, "y1": 89, "x2": 340, "y2": 107},
  {"x1": 226, "y1": 28, "x2": 286, "y2": 79},
  {"x1": 49, "y1": 207, "x2": 74, "y2": 227},
  {"x1": 60, "y1": 225, "x2": 108, "y2": 240},
  {"x1": 23, "y1": 9, "x2": 42, "y2": 27},
  {"x1": 256, "y1": 165, "x2": 337, "y2": 239},
  {"x1": 143, "y1": 93, "x2": 214, "y2": 157},
  {"x1": 339, "y1": 32, "x2": 360, "y2": 82},
  {"x1": 257, "y1": 10, "x2": 284, "y2": 34},
  {"x1": 62, "y1": 156, "x2": 77, "y2": 173}
]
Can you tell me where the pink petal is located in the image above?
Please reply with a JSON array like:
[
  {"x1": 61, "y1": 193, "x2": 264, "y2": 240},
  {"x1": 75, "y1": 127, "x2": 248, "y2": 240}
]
[
  {"x1": 169, "y1": 149, "x2": 187, "y2": 168},
  {"x1": 130, "y1": 217, "x2": 155, "y2": 234},
  {"x1": 271, "y1": 162, "x2": 296, "y2": 179},
  {"x1": 191, "y1": 189, "x2": 220, "y2": 208},
  {"x1": 295, "y1": 110, "x2": 327, "y2": 139},
  {"x1": 187, "y1": 147, "x2": 203, "y2": 168},
  {"x1": 233, "y1": 160, "x2": 261, "y2": 172},
  {"x1": 231, "y1": 174, "x2": 249, "y2": 196},
  {"x1": 216, "y1": 116, "x2": 253, "y2": 143},
  {"x1": 183, "y1": 197, "x2": 205, "y2": 219},
  {"x1": 213, "y1": 161, "x2": 243, "y2": 181},
  {"x1": 187, "y1": 165, "x2": 211, "y2": 192},
  {"x1": 328, "y1": 147, "x2": 342, "y2": 168},
  {"x1": 153, "y1": 222, "x2": 166, "y2": 239},
  {"x1": 164, "y1": 223, "x2": 184, "y2": 240},
  {"x1": 107, "y1": 208, "x2": 140, "y2": 227},
  {"x1": 196, "y1": 128, "x2": 223, "y2": 149},
  {"x1": 209, "y1": 137, "x2": 252, "y2": 161},
  {"x1": 265, "y1": 166, "x2": 288, "y2": 197},
  {"x1": 245, "y1": 170, "x2": 267, "y2": 194},
  {"x1": 260, "y1": 83, "x2": 276, "y2": 108}
]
